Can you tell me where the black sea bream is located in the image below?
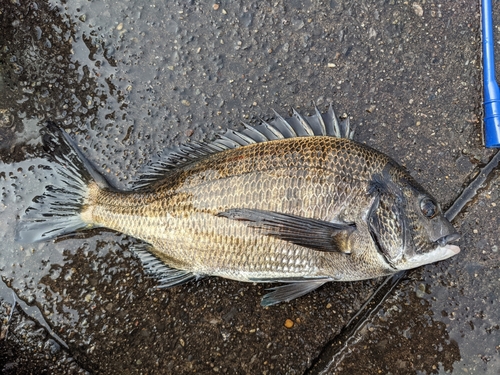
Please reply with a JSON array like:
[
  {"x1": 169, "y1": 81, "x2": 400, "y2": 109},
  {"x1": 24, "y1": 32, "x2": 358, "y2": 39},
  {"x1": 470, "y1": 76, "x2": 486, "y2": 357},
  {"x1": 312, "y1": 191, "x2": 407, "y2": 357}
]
[{"x1": 17, "y1": 106, "x2": 460, "y2": 306}]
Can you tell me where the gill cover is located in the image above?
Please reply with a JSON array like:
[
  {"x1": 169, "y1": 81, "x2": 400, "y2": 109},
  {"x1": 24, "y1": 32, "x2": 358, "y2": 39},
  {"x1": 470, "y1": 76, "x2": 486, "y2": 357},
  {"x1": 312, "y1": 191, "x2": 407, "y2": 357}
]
[
  {"x1": 366, "y1": 169, "x2": 411, "y2": 269},
  {"x1": 367, "y1": 163, "x2": 460, "y2": 270}
]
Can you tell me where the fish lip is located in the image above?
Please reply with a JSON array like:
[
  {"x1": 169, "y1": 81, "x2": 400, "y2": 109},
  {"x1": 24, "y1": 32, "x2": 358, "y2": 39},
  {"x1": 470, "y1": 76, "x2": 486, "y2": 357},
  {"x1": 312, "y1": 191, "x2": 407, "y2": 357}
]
[
  {"x1": 434, "y1": 243, "x2": 461, "y2": 261},
  {"x1": 442, "y1": 244, "x2": 461, "y2": 255},
  {"x1": 436, "y1": 232, "x2": 460, "y2": 247}
]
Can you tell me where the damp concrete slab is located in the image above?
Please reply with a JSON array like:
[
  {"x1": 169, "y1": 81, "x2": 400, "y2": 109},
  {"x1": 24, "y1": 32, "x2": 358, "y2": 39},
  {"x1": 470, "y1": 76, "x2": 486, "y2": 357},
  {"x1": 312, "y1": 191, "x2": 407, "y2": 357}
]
[{"x1": 0, "y1": 1, "x2": 498, "y2": 374}]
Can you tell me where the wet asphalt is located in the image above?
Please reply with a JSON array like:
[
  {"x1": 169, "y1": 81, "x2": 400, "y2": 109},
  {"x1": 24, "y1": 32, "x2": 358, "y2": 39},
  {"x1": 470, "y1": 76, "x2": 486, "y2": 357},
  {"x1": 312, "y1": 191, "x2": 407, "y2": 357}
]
[{"x1": 0, "y1": 0, "x2": 499, "y2": 374}]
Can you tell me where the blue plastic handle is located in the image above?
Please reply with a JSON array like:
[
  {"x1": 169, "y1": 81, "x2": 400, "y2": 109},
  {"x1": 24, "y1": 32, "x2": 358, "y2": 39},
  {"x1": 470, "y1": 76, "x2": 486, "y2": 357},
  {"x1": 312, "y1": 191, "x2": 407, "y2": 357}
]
[{"x1": 483, "y1": 0, "x2": 500, "y2": 147}]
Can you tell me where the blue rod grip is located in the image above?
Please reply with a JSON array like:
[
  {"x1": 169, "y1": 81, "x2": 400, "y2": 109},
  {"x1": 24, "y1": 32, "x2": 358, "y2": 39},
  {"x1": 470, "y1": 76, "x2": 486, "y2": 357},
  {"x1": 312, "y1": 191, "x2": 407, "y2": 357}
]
[{"x1": 483, "y1": 0, "x2": 500, "y2": 147}]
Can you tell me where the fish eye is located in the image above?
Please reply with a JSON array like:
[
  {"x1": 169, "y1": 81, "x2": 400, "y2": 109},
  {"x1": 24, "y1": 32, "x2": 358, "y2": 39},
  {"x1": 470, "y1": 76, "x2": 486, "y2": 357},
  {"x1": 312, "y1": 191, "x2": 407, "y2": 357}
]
[{"x1": 420, "y1": 197, "x2": 438, "y2": 219}]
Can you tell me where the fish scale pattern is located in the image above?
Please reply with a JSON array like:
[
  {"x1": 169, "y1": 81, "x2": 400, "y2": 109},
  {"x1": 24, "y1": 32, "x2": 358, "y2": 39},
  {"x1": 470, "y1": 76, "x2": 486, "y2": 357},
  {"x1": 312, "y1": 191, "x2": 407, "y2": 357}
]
[{"x1": 89, "y1": 136, "x2": 396, "y2": 281}]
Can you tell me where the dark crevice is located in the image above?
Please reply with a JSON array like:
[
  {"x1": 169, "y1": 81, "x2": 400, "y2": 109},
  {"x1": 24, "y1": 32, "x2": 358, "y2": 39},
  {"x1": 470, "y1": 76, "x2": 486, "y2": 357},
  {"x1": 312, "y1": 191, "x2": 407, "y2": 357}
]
[
  {"x1": 445, "y1": 150, "x2": 500, "y2": 221},
  {"x1": 304, "y1": 272, "x2": 404, "y2": 375},
  {"x1": 0, "y1": 278, "x2": 92, "y2": 373}
]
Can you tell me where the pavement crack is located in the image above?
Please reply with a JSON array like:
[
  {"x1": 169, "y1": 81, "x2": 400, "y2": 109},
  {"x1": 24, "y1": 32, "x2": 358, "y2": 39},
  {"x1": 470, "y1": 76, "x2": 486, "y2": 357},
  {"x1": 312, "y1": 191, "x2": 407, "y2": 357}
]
[
  {"x1": 0, "y1": 277, "x2": 69, "y2": 350},
  {"x1": 445, "y1": 150, "x2": 500, "y2": 221},
  {"x1": 304, "y1": 272, "x2": 404, "y2": 375}
]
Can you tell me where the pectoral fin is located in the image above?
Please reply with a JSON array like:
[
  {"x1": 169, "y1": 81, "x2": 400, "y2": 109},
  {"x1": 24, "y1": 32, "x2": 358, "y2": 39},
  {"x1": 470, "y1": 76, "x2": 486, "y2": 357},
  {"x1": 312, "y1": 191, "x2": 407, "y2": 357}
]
[{"x1": 218, "y1": 208, "x2": 355, "y2": 253}]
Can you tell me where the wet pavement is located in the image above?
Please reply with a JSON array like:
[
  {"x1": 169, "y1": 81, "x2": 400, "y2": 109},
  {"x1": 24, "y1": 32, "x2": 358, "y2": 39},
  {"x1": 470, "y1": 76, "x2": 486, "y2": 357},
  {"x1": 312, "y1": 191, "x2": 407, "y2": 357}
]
[{"x1": 0, "y1": 0, "x2": 498, "y2": 374}]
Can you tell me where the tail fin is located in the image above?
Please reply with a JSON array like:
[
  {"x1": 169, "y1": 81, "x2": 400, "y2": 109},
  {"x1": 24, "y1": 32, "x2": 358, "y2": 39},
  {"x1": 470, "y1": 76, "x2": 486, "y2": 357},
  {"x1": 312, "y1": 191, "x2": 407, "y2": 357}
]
[{"x1": 16, "y1": 122, "x2": 111, "y2": 243}]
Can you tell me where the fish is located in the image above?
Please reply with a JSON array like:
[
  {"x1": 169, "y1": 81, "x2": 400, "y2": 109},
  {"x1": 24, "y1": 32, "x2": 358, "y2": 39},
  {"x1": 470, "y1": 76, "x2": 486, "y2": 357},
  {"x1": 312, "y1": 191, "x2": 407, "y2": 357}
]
[{"x1": 16, "y1": 105, "x2": 460, "y2": 306}]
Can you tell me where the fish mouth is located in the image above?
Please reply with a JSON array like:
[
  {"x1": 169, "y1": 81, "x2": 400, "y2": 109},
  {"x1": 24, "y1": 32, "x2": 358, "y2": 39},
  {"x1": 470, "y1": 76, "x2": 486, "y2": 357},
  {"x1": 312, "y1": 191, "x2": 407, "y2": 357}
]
[
  {"x1": 433, "y1": 232, "x2": 461, "y2": 259},
  {"x1": 436, "y1": 232, "x2": 460, "y2": 247},
  {"x1": 405, "y1": 232, "x2": 461, "y2": 269}
]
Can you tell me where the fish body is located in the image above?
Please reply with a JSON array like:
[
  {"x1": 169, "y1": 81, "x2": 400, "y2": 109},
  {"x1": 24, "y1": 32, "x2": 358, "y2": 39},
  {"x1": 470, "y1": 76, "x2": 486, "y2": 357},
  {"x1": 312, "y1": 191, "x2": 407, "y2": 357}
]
[{"x1": 17, "y1": 106, "x2": 460, "y2": 305}]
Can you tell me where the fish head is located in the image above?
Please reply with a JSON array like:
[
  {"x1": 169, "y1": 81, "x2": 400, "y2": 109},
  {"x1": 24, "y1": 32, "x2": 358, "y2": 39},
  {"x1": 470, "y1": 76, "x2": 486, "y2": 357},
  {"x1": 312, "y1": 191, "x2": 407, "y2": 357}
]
[
  {"x1": 398, "y1": 188, "x2": 461, "y2": 269},
  {"x1": 367, "y1": 163, "x2": 461, "y2": 271}
]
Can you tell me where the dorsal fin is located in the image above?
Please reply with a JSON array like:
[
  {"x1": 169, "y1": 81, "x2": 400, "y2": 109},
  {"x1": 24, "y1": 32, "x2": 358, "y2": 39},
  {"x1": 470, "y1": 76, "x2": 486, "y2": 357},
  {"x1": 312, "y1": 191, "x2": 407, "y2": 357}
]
[
  {"x1": 290, "y1": 108, "x2": 315, "y2": 136},
  {"x1": 271, "y1": 109, "x2": 297, "y2": 137},
  {"x1": 132, "y1": 105, "x2": 353, "y2": 189}
]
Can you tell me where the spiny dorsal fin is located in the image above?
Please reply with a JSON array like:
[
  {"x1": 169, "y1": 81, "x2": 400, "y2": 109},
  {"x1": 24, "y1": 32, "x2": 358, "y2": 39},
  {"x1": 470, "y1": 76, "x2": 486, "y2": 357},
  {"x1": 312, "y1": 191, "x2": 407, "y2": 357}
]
[
  {"x1": 132, "y1": 105, "x2": 353, "y2": 189},
  {"x1": 271, "y1": 109, "x2": 297, "y2": 137},
  {"x1": 290, "y1": 108, "x2": 315, "y2": 136}
]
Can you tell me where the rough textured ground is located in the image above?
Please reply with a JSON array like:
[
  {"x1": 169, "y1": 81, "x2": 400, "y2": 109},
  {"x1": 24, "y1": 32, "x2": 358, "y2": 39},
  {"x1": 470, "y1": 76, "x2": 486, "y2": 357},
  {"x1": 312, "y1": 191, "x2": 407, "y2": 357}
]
[{"x1": 0, "y1": 0, "x2": 498, "y2": 374}]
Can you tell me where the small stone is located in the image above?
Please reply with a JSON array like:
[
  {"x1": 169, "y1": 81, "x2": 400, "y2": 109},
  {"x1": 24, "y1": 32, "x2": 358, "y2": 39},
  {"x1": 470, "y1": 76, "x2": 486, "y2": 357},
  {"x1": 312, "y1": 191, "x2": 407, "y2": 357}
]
[
  {"x1": 326, "y1": 303, "x2": 332, "y2": 309},
  {"x1": 0, "y1": 109, "x2": 13, "y2": 128},
  {"x1": 415, "y1": 283, "x2": 426, "y2": 298},
  {"x1": 185, "y1": 129, "x2": 194, "y2": 137},
  {"x1": 181, "y1": 99, "x2": 191, "y2": 107},
  {"x1": 412, "y1": 3, "x2": 423, "y2": 17},
  {"x1": 213, "y1": 4, "x2": 219, "y2": 10},
  {"x1": 116, "y1": 23, "x2": 124, "y2": 31},
  {"x1": 284, "y1": 319, "x2": 294, "y2": 328},
  {"x1": 366, "y1": 105, "x2": 376, "y2": 113}
]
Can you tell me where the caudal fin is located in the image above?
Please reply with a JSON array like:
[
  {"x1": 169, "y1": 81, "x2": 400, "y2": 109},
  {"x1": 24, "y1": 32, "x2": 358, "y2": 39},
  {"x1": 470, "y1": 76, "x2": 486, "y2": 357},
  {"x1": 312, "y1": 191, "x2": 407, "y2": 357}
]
[{"x1": 16, "y1": 122, "x2": 110, "y2": 243}]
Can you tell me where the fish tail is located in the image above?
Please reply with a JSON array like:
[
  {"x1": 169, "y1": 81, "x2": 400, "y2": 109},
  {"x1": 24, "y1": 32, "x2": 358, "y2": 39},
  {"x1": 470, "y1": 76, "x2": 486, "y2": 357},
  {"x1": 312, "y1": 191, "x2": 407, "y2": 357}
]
[{"x1": 16, "y1": 122, "x2": 110, "y2": 243}]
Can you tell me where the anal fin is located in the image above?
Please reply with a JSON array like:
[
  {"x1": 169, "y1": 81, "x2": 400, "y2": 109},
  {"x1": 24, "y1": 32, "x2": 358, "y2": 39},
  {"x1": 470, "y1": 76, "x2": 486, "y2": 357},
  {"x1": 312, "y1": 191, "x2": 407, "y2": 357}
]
[{"x1": 130, "y1": 243, "x2": 200, "y2": 288}]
